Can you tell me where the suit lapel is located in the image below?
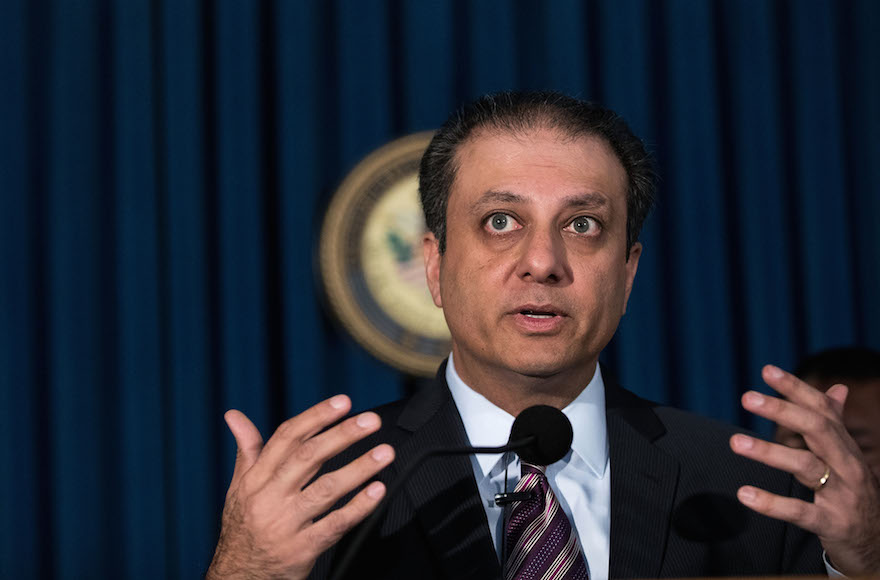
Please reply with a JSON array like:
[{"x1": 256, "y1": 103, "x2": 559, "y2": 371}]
[
  {"x1": 387, "y1": 368, "x2": 681, "y2": 579},
  {"x1": 393, "y1": 367, "x2": 501, "y2": 579},
  {"x1": 606, "y1": 384, "x2": 680, "y2": 578}
]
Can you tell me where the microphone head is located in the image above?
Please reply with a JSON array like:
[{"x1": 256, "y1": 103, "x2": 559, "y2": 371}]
[{"x1": 509, "y1": 405, "x2": 573, "y2": 465}]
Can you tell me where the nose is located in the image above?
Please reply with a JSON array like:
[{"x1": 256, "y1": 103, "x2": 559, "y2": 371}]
[{"x1": 515, "y1": 227, "x2": 570, "y2": 284}]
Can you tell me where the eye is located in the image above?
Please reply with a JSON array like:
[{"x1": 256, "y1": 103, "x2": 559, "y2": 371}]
[
  {"x1": 565, "y1": 216, "x2": 599, "y2": 235},
  {"x1": 485, "y1": 212, "x2": 520, "y2": 233}
]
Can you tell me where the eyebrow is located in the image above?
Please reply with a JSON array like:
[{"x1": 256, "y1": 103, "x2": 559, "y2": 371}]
[
  {"x1": 471, "y1": 190, "x2": 609, "y2": 212},
  {"x1": 561, "y1": 192, "x2": 609, "y2": 210}
]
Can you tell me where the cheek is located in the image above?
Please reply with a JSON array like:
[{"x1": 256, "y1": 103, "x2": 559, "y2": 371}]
[
  {"x1": 440, "y1": 256, "x2": 501, "y2": 321},
  {"x1": 582, "y1": 261, "x2": 628, "y2": 309},
  {"x1": 444, "y1": 248, "x2": 502, "y2": 286}
]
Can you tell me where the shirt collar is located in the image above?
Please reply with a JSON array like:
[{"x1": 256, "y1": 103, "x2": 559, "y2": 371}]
[{"x1": 446, "y1": 353, "x2": 608, "y2": 480}]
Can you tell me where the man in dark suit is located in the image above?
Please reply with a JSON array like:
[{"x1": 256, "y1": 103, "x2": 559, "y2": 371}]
[
  {"x1": 302, "y1": 361, "x2": 823, "y2": 578},
  {"x1": 206, "y1": 92, "x2": 880, "y2": 579}
]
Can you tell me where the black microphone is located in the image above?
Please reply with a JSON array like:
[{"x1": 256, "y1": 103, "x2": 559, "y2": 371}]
[
  {"x1": 329, "y1": 405, "x2": 573, "y2": 580},
  {"x1": 494, "y1": 405, "x2": 573, "y2": 506},
  {"x1": 509, "y1": 404, "x2": 573, "y2": 465}
]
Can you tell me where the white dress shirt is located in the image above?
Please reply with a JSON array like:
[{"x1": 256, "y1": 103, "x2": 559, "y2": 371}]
[{"x1": 446, "y1": 354, "x2": 611, "y2": 580}]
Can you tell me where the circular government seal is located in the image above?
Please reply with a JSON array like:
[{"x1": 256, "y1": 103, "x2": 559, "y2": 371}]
[{"x1": 319, "y1": 131, "x2": 451, "y2": 377}]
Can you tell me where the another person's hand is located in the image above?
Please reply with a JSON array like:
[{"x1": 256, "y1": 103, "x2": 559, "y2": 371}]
[
  {"x1": 731, "y1": 365, "x2": 880, "y2": 574},
  {"x1": 206, "y1": 395, "x2": 395, "y2": 580}
]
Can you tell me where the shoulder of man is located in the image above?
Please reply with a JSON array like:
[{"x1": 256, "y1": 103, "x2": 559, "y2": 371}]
[
  {"x1": 605, "y1": 381, "x2": 823, "y2": 575},
  {"x1": 605, "y1": 381, "x2": 805, "y2": 497},
  {"x1": 309, "y1": 387, "x2": 461, "y2": 580},
  {"x1": 321, "y1": 395, "x2": 415, "y2": 474}
]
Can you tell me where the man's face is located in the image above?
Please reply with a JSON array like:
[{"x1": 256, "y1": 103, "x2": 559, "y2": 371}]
[{"x1": 423, "y1": 128, "x2": 641, "y2": 391}]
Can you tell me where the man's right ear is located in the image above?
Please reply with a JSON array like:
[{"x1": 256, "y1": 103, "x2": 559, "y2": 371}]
[{"x1": 422, "y1": 232, "x2": 443, "y2": 308}]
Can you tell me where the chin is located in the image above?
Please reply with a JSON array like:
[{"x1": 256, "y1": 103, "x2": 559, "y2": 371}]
[{"x1": 503, "y1": 353, "x2": 577, "y2": 379}]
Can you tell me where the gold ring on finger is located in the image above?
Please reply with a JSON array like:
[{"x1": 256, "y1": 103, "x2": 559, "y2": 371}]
[{"x1": 812, "y1": 464, "x2": 831, "y2": 491}]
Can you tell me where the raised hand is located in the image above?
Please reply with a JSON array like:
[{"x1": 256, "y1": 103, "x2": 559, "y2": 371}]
[
  {"x1": 731, "y1": 365, "x2": 880, "y2": 574},
  {"x1": 206, "y1": 395, "x2": 395, "y2": 579}
]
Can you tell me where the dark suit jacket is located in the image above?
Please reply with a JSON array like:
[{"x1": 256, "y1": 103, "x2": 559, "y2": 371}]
[{"x1": 311, "y1": 365, "x2": 823, "y2": 578}]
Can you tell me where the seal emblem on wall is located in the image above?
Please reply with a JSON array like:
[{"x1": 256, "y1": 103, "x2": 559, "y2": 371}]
[{"x1": 319, "y1": 131, "x2": 450, "y2": 377}]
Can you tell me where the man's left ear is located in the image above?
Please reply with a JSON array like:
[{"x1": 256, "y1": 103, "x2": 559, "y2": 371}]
[
  {"x1": 423, "y1": 232, "x2": 443, "y2": 308},
  {"x1": 622, "y1": 242, "x2": 642, "y2": 314}
]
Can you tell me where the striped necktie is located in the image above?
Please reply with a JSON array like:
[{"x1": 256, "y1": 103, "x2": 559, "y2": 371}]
[{"x1": 504, "y1": 463, "x2": 589, "y2": 580}]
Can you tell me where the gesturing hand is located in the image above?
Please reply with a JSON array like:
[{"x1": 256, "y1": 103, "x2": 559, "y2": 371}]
[
  {"x1": 731, "y1": 365, "x2": 880, "y2": 575},
  {"x1": 206, "y1": 395, "x2": 395, "y2": 580}
]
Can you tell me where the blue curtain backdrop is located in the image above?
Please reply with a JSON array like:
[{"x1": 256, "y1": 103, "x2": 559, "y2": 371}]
[{"x1": 2, "y1": 0, "x2": 879, "y2": 577}]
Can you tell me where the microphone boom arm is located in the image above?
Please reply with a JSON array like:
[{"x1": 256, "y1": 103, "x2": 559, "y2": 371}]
[{"x1": 329, "y1": 436, "x2": 536, "y2": 580}]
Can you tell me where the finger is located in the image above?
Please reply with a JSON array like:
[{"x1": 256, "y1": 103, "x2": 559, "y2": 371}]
[
  {"x1": 742, "y1": 390, "x2": 870, "y2": 490},
  {"x1": 276, "y1": 412, "x2": 384, "y2": 489},
  {"x1": 730, "y1": 433, "x2": 827, "y2": 489},
  {"x1": 741, "y1": 390, "x2": 858, "y2": 462},
  {"x1": 740, "y1": 389, "x2": 864, "y2": 487},
  {"x1": 306, "y1": 480, "x2": 388, "y2": 555},
  {"x1": 825, "y1": 383, "x2": 849, "y2": 414},
  {"x1": 256, "y1": 395, "x2": 352, "y2": 471},
  {"x1": 741, "y1": 390, "x2": 822, "y2": 435},
  {"x1": 225, "y1": 409, "x2": 264, "y2": 488},
  {"x1": 297, "y1": 443, "x2": 395, "y2": 518},
  {"x1": 736, "y1": 485, "x2": 821, "y2": 535},
  {"x1": 761, "y1": 365, "x2": 840, "y2": 421}
]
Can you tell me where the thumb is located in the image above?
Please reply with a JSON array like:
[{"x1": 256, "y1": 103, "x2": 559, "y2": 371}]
[{"x1": 224, "y1": 409, "x2": 264, "y2": 487}]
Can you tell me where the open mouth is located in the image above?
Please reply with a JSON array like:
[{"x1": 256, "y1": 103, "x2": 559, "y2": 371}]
[{"x1": 521, "y1": 310, "x2": 557, "y2": 319}]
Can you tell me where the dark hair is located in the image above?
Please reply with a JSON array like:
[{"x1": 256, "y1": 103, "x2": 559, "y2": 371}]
[
  {"x1": 795, "y1": 347, "x2": 880, "y2": 386},
  {"x1": 419, "y1": 91, "x2": 657, "y2": 256}
]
